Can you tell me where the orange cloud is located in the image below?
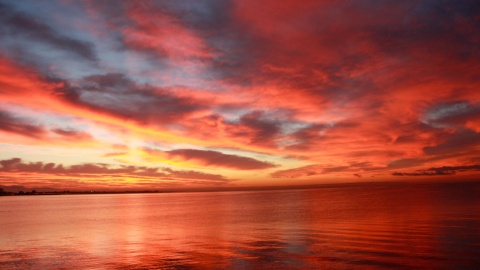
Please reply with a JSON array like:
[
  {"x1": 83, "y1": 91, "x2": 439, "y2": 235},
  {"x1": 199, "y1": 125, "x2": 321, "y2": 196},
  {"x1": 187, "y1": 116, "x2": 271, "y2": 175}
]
[
  {"x1": 0, "y1": 158, "x2": 232, "y2": 189},
  {"x1": 144, "y1": 148, "x2": 277, "y2": 170}
]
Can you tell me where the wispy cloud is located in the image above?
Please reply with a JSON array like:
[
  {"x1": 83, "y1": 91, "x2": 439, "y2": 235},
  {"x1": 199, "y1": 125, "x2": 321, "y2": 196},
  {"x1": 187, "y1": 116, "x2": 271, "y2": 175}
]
[
  {"x1": 392, "y1": 165, "x2": 480, "y2": 177},
  {"x1": 0, "y1": 158, "x2": 231, "y2": 184},
  {"x1": 0, "y1": 2, "x2": 97, "y2": 62}
]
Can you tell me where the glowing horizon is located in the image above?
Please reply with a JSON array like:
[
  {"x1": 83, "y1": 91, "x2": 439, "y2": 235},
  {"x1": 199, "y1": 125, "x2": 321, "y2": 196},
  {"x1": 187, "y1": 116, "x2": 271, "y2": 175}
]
[{"x1": 0, "y1": 0, "x2": 479, "y2": 191}]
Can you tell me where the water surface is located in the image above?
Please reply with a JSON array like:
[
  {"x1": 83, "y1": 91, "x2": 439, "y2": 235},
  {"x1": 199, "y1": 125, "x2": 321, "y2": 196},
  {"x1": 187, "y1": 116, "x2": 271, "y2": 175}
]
[{"x1": 1, "y1": 181, "x2": 480, "y2": 269}]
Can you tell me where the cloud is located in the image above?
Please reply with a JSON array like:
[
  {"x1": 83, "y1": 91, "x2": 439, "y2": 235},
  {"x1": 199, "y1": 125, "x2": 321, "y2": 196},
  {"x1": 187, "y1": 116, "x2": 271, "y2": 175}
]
[
  {"x1": 162, "y1": 167, "x2": 226, "y2": 181},
  {"x1": 392, "y1": 164, "x2": 480, "y2": 176},
  {"x1": 423, "y1": 130, "x2": 480, "y2": 156},
  {"x1": 1, "y1": 0, "x2": 479, "y2": 188},
  {"x1": 195, "y1": 110, "x2": 284, "y2": 148},
  {"x1": 0, "y1": 110, "x2": 46, "y2": 138},
  {"x1": 424, "y1": 101, "x2": 480, "y2": 131},
  {"x1": 236, "y1": 111, "x2": 282, "y2": 144},
  {"x1": 0, "y1": 2, "x2": 97, "y2": 62},
  {"x1": 391, "y1": 171, "x2": 455, "y2": 177},
  {"x1": 121, "y1": 2, "x2": 216, "y2": 62},
  {"x1": 204, "y1": 0, "x2": 480, "y2": 134},
  {"x1": 0, "y1": 158, "x2": 22, "y2": 169},
  {"x1": 59, "y1": 73, "x2": 207, "y2": 125},
  {"x1": 0, "y1": 109, "x2": 94, "y2": 143},
  {"x1": 164, "y1": 149, "x2": 277, "y2": 170},
  {"x1": 176, "y1": 111, "x2": 289, "y2": 152},
  {"x1": 271, "y1": 162, "x2": 377, "y2": 178},
  {"x1": 86, "y1": 1, "x2": 216, "y2": 63},
  {"x1": 102, "y1": 152, "x2": 128, "y2": 158},
  {"x1": 0, "y1": 158, "x2": 230, "y2": 184},
  {"x1": 388, "y1": 158, "x2": 425, "y2": 169},
  {"x1": 0, "y1": 58, "x2": 212, "y2": 148},
  {"x1": 52, "y1": 129, "x2": 93, "y2": 141}
]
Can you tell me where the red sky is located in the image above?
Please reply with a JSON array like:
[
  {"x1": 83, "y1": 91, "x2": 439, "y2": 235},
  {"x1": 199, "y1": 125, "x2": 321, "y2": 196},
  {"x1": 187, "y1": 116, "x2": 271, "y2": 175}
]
[{"x1": 0, "y1": 0, "x2": 479, "y2": 191}]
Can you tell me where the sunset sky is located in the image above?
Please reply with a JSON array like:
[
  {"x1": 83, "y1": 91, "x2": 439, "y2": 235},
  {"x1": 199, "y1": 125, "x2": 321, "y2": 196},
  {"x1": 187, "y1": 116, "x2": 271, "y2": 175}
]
[{"x1": 0, "y1": 0, "x2": 479, "y2": 191}]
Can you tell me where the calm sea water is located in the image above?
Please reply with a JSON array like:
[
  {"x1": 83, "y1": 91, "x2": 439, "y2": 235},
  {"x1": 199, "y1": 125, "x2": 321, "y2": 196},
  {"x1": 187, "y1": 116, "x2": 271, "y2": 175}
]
[{"x1": 1, "y1": 181, "x2": 480, "y2": 269}]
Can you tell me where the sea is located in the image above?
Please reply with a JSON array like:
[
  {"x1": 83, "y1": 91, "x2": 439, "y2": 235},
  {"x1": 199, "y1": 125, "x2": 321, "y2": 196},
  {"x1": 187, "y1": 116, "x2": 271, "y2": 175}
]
[{"x1": 1, "y1": 181, "x2": 480, "y2": 269}]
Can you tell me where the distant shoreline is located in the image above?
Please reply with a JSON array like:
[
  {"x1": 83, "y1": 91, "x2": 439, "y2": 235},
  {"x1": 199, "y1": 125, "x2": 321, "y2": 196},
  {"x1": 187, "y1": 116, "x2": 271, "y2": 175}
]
[{"x1": 2, "y1": 179, "x2": 479, "y2": 197}]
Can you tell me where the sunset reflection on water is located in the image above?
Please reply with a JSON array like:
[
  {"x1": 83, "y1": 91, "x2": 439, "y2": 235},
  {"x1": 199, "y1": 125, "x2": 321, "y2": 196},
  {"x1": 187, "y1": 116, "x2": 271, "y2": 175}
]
[{"x1": 1, "y1": 181, "x2": 480, "y2": 269}]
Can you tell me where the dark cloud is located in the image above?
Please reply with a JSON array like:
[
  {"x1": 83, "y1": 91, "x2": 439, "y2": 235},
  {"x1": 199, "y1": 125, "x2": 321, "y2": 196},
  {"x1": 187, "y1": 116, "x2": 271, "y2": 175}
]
[
  {"x1": 154, "y1": 0, "x2": 233, "y2": 31},
  {"x1": 0, "y1": 2, "x2": 97, "y2": 62},
  {"x1": 366, "y1": 0, "x2": 479, "y2": 59},
  {"x1": 271, "y1": 162, "x2": 377, "y2": 178},
  {"x1": 424, "y1": 130, "x2": 480, "y2": 155},
  {"x1": 0, "y1": 111, "x2": 46, "y2": 138},
  {"x1": 165, "y1": 149, "x2": 277, "y2": 170},
  {"x1": 83, "y1": 73, "x2": 131, "y2": 89},
  {"x1": 231, "y1": 110, "x2": 282, "y2": 145},
  {"x1": 0, "y1": 110, "x2": 94, "y2": 141},
  {"x1": 286, "y1": 123, "x2": 330, "y2": 150},
  {"x1": 178, "y1": 111, "x2": 291, "y2": 149},
  {"x1": 55, "y1": 73, "x2": 207, "y2": 125},
  {"x1": 392, "y1": 164, "x2": 480, "y2": 176},
  {"x1": 271, "y1": 164, "x2": 318, "y2": 178},
  {"x1": 207, "y1": 0, "x2": 480, "y2": 113},
  {"x1": 388, "y1": 158, "x2": 425, "y2": 169},
  {"x1": 0, "y1": 158, "x2": 230, "y2": 183},
  {"x1": 392, "y1": 121, "x2": 449, "y2": 145},
  {"x1": 424, "y1": 101, "x2": 480, "y2": 129},
  {"x1": 291, "y1": 124, "x2": 328, "y2": 141},
  {"x1": 433, "y1": 165, "x2": 480, "y2": 172},
  {"x1": 52, "y1": 129, "x2": 92, "y2": 140},
  {"x1": 163, "y1": 167, "x2": 226, "y2": 181},
  {"x1": 0, "y1": 158, "x2": 22, "y2": 169},
  {"x1": 392, "y1": 171, "x2": 455, "y2": 176}
]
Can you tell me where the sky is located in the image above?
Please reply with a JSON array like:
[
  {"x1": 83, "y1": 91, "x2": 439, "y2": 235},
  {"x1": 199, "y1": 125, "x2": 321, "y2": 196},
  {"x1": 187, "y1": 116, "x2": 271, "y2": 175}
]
[{"x1": 0, "y1": 0, "x2": 479, "y2": 191}]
